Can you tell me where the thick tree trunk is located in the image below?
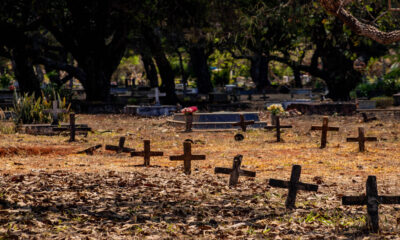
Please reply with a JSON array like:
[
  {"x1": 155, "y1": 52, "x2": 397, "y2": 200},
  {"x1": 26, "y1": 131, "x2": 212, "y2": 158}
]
[
  {"x1": 189, "y1": 45, "x2": 213, "y2": 94},
  {"x1": 141, "y1": 54, "x2": 158, "y2": 88},
  {"x1": 12, "y1": 49, "x2": 41, "y2": 95},
  {"x1": 293, "y1": 68, "x2": 303, "y2": 88},
  {"x1": 250, "y1": 54, "x2": 271, "y2": 92}
]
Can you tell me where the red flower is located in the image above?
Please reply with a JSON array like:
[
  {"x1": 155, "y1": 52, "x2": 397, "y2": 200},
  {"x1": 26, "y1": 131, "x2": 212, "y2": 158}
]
[
  {"x1": 181, "y1": 106, "x2": 198, "y2": 114},
  {"x1": 9, "y1": 85, "x2": 15, "y2": 91}
]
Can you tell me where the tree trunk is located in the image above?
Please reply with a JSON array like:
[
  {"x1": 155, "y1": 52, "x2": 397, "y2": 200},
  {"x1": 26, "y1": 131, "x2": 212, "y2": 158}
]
[
  {"x1": 141, "y1": 54, "x2": 158, "y2": 88},
  {"x1": 11, "y1": 49, "x2": 41, "y2": 95},
  {"x1": 250, "y1": 54, "x2": 271, "y2": 92},
  {"x1": 189, "y1": 45, "x2": 213, "y2": 94},
  {"x1": 293, "y1": 68, "x2": 303, "y2": 88}
]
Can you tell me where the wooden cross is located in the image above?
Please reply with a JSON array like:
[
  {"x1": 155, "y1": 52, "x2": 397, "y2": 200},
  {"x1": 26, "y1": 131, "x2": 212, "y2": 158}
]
[
  {"x1": 310, "y1": 116, "x2": 339, "y2": 148},
  {"x1": 361, "y1": 112, "x2": 377, "y2": 122},
  {"x1": 269, "y1": 165, "x2": 318, "y2": 209},
  {"x1": 53, "y1": 113, "x2": 91, "y2": 142},
  {"x1": 342, "y1": 176, "x2": 400, "y2": 233},
  {"x1": 346, "y1": 127, "x2": 377, "y2": 152},
  {"x1": 214, "y1": 154, "x2": 256, "y2": 186},
  {"x1": 147, "y1": 87, "x2": 166, "y2": 105},
  {"x1": 105, "y1": 137, "x2": 135, "y2": 153},
  {"x1": 232, "y1": 114, "x2": 255, "y2": 132},
  {"x1": 77, "y1": 144, "x2": 102, "y2": 155},
  {"x1": 169, "y1": 141, "x2": 205, "y2": 175},
  {"x1": 259, "y1": 94, "x2": 269, "y2": 101},
  {"x1": 43, "y1": 101, "x2": 67, "y2": 125},
  {"x1": 264, "y1": 116, "x2": 292, "y2": 142},
  {"x1": 131, "y1": 140, "x2": 163, "y2": 166}
]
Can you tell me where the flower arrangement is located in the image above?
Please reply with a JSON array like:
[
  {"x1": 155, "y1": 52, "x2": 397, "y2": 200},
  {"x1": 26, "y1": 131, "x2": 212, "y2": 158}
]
[
  {"x1": 267, "y1": 104, "x2": 284, "y2": 115},
  {"x1": 9, "y1": 85, "x2": 15, "y2": 91},
  {"x1": 181, "y1": 106, "x2": 198, "y2": 115}
]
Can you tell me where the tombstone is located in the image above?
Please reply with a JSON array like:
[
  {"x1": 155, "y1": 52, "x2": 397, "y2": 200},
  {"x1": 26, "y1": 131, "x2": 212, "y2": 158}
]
[
  {"x1": 269, "y1": 165, "x2": 318, "y2": 209},
  {"x1": 169, "y1": 141, "x2": 205, "y2": 175},
  {"x1": 131, "y1": 140, "x2": 163, "y2": 166},
  {"x1": 342, "y1": 176, "x2": 400, "y2": 233},
  {"x1": 264, "y1": 116, "x2": 292, "y2": 142},
  {"x1": 310, "y1": 116, "x2": 339, "y2": 148},
  {"x1": 346, "y1": 127, "x2": 377, "y2": 152},
  {"x1": 53, "y1": 113, "x2": 91, "y2": 142},
  {"x1": 232, "y1": 114, "x2": 255, "y2": 132},
  {"x1": 214, "y1": 155, "x2": 256, "y2": 186},
  {"x1": 105, "y1": 137, "x2": 135, "y2": 153},
  {"x1": 43, "y1": 101, "x2": 67, "y2": 125},
  {"x1": 77, "y1": 144, "x2": 102, "y2": 155}
]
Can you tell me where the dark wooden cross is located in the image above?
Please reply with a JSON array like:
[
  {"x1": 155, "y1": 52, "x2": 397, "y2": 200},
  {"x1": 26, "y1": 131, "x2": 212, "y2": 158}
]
[
  {"x1": 361, "y1": 112, "x2": 377, "y2": 123},
  {"x1": 131, "y1": 140, "x2": 163, "y2": 166},
  {"x1": 259, "y1": 94, "x2": 269, "y2": 101},
  {"x1": 269, "y1": 165, "x2": 318, "y2": 209},
  {"x1": 346, "y1": 127, "x2": 377, "y2": 152},
  {"x1": 53, "y1": 113, "x2": 91, "y2": 142},
  {"x1": 342, "y1": 176, "x2": 400, "y2": 233},
  {"x1": 43, "y1": 101, "x2": 67, "y2": 125},
  {"x1": 214, "y1": 154, "x2": 256, "y2": 186},
  {"x1": 264, "y1": 116, "x2": 292, "y2": 142},
  {"x1": 310, "y1": 116, "x2": 339, "y2": 148},
  {"x1": 105, "y1": 137, "x2": 135, "y2": 153},
  {"x1": 169, "y1": 141, "x2": 205, "y2": 174},
  {"x1": 77, "y1": 144, "x2": 102, "y2": 155},
  {"x1": 232, "y1": 114, "x2": 255, "y2": 132}
]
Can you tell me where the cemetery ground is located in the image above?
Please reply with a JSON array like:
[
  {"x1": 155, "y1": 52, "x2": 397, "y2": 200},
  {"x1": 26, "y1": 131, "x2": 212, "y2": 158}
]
[{"x1": 0, "y1": 113, "x2": 400, "y2": 239}]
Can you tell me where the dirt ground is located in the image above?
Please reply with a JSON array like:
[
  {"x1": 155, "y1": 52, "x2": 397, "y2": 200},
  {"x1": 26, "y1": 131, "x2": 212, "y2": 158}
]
[{"x1": 0, "y1": 112, "x2": 400, "y2": 239}]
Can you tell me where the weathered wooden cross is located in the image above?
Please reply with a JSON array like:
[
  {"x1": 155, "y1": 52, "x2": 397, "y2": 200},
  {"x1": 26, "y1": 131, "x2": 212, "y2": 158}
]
[
  {"x1": 264, "y1": 116, "x2": 292, "y2": 142},
  {"x1": 346, "y1": 127, "x2": 377, "y2": 152},
  {"x1": 342, "y1": 176, "x2": 400, "y2": 233},
  {"x1": 105, "y1": 137, "x2": 135, "y2": 153},
  {"x1": 310, "y1": 116, "x2": 339, "y2": 148},
  {"x1": 232, "y1": 114, "x2": 255, "y2": 132},
  {"x1": 53, "y1": 113, "x2": 91, "y2": 142},
  {"x1": 269, "y1": 165, "x2": 318, "y2": 209},
  {"x1": 147, "y1": 87, "x2": 166, "y2": 105},
  {"x1": 361, "y1": 112, "x2": 377, "y2": 123},
  {"x1": 214, "y1": 154, "x2": 256, "y2": 186},
  {"x1": 43, "y1": 101, "x2": 67, "y2": 125},
  {"x1": 131, "y1": 140, "x2": 163, "y2": 166},
  {"x1": 77, "y1": 144, "x2": 102, "y2": 155},
  {"x1": 169, "y1": 141, "x2": 205, "y2": 174}
]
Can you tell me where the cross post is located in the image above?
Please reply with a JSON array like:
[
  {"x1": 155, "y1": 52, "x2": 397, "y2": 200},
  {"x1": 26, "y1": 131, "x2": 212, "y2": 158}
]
[
  {"x1": 232, "y1": 114, "x2": 255, "y2": 132},
  {"x1": 269, "y1": 165, "x2": 318, "y2": 209},
  {"x1": 342, "y1": 176, "x2": 400, "y2": 233},
  {"x1": 131, "y1": 140, "x2": 163, "y2": 166},
  {"x1": 52, "y1": 113, "x2": 91, "y2": 141},
  {"x1": 106, "y1": 137, "x2": 135, "y2": 153},
  {"x1": 310, "y1": 116, "x2": 339, "y2": 148},
  {"x1": 346, "y1": 127, "x2": 377, "y2": 152},
  {"x1": 264, "y1": 116, "x2": 292, "y2": 142},
  {"x1": 214, "y1": 155, "x2": 256, "y2": 186},
  {"x1": 170, "y1": 142, "x2": 205, "y2": 175}
]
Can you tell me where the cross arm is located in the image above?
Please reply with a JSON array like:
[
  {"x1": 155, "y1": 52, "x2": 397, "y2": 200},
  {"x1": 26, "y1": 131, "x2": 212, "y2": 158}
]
[
  {"x1": 215, "y1": 167, "x2": 231, "y2": 174},
  {"x1": 269, "y1": 179, "x2": 318, "y2": 191},
  {"x1": 346, "y1": 138, "x2": 359, "y2": 142},
  {"x1": 192, "y1": 155, "x2": 206, "y2": 160},
  {"x1": 131, "y1": 152, "x2": 145, "y2": 157},
  {"x1": 379, "y1": 196, "x2": 400, "y2": 204},
  {"x1": 269, "y1": 179, "x2": 288, "y2": 188},
  {"x1": 169, "y1": 155, "x2": 185, "y2": 161},
  {"x1": 342, "y1": 195, "x2": 367, "y2": 205},
  {"x1": 106, "y1": 145, "x2": 135, "y2": 153},
  {"x1": 240, "y1": 169, "x2": 256, "y2": 177},
  {"x1": 365, "y1": 137, "x2": 378, "y2": 141},
  {"x1": 151, "y1": 152, "x2": 164, "y2": 156},
  {"x1": 310, "y1": 126, "x2": 322, "y2": 130},
  {"x1": 53, "y1": 127, "x2": 92, "y2": 131}
]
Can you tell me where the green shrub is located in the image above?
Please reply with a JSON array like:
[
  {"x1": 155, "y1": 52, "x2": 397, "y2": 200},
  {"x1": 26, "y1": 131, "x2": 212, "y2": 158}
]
[
  {"x1": 370, "y1": 96, "x2": 394, "y2": 108},
  {"x1": 0, "y1": 73, "x2": 13, "y2": 89},
  {"x1": 127, "y1": 98, "x2": 138, "y2": 105}
]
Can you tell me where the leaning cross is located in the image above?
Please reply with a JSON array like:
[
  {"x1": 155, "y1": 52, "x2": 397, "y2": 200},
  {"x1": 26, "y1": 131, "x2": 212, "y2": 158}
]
[
  {"x1": 77, "y1": 144, "x2": 102, "y2": 155},
  {"x1": 169, "y1": 141, "x2": 205, "y2": 175},
  {"x1": 346, "y1": 127, "x2": 377, "y2": 152},
  {"x1": 264, "y1": 116, "x2": 292, "y2": 142},
  {"x1": 43, "y1": 101, "x2": 67, "y2": 125},
  {"x1": 269, "y1": 165, "x2": 318, "y2": 209},
  {"x1": 53, "y1": 113, "x2": 91, "y2": 142},
  {"x1": 342, "y1": 176, "x2": 400, "y2": 233},
  {"x1": 214, "y1": 154, "x2": 256, "y2": 186},
  {"x1": 105, "y1": 137, "x2": 135, "y2": 153},
  {"x1": 232, "y1": 114, "x2": 255, "y2": 132},
  {"x1": 131, "y1": 140, "x2": 163, "y2": 166},
  {"x1": 310, "y1": 116, "x2": 339, "y2": 148},
  {"x1": 147, "y1": 87, "x2": 166, "y2": 105}
]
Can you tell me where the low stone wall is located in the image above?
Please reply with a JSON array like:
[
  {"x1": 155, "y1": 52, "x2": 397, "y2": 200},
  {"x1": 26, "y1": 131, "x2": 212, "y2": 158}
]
[{"x1": 286, "y1": 102, "x2": 356, "y2": 115}]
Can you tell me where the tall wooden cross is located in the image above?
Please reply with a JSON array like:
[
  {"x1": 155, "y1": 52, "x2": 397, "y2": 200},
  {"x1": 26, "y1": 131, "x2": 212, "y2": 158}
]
[
  {"x1": 310, "y1": 116, "x2": 339, "y2": 148},
  {"x1": 232, "y1": 114, "x2": 255, "y2": 132},
  {"x1": 214, "y1": 155, "x2": 256, "y2": 186},
  {"x1": 131, "y1": 140, "x2": 163, "y2": 166},
  {"x1": 342, "y1": 176, "x2": 400, "y2": 233},
  {"x1": 264, "y1": 116, "x2": 292, "y2": 142},
  {"x1": 53, "y1": 113, "x2": 91, "y2": 142},
  {"x1": 269, "y1": 165, "x2": 318, "y2": 209},
  {"x1": 43, "y1": 101, "x2": 67, "y2": 125},
  {"x1": 346, "y1": 127, "x2": 377, "y2": 152},
  {"x1": 169, "y1": 142, "x2": 205, "y2": 175},
  {"x1": 105, "y1": 137, "x2": 135, "y2": 153}
]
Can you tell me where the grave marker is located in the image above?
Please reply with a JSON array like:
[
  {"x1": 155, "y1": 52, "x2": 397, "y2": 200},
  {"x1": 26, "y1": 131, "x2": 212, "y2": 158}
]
[
  {"x1": 264, "y1": 116, "x2": 292, "y2": 142},
  {"x1": 131, "y1": 140, "x2": 163, "y2": 166},
  {"x1": 147, "y1": 87, "x2": 166, "y2": 105},
  {"x1": 53, "y1": 113, "x2": 91, "y2": 142},
  {"x1": 310, "y1": 116, "x2": 339, "y2": 148},
  {"x1": 43, "y1": 101, "x2": 67, "y2": 125},
  {"x1": 342, "y1": 176, "x2": 400, "y2": 233},
  {"x1": 269, "y1": 165, "x2": 318, "y2": 209},
  {"x1": 170, "y1": 141, "x2": 205, "y2": 175},
  {"x1": 232, "y1": 114, "x2": 255, "y2": 132},
  {"x1": 346, "y1": 127, "x2": 377, "y2": 152},
  {"x1": 214, "y1": 155, "x2": 256, "y2": 186},
  {"x1": 77, "y1": 144, "x2": 102, "y2": 155},
  {"x1": 361, "y1": 112, "x2": 377, "y2": 122},
  {"x1": 105, "y1": 137, "x2": 135, "y2": 153}
]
